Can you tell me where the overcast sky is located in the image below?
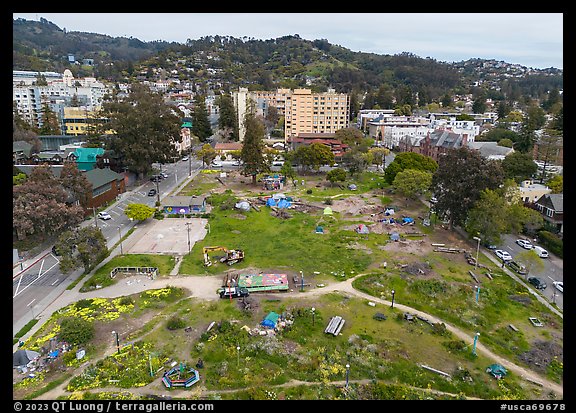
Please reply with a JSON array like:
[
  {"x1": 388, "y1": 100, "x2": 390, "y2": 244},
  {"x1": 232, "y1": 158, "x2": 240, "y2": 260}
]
[{"x1": 13, "y1": 13, "x2": 563, "y2": 69}]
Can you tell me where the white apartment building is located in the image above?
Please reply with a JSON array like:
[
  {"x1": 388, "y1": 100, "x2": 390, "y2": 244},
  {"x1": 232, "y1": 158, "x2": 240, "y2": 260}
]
[
  {"x1": 368, "y1": 114, "x2": 480, "y2": 149},
  {"x1": 13, "y1": 69, "x2": 112, "y2": 130}
]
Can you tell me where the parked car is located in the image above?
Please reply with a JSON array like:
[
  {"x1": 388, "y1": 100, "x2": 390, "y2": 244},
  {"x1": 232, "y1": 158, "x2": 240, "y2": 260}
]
[
  {"x1": 148, "y1": 188, "x2": 157, "y2": 196},
  {"x1": 533, "y1": 246, "x2": 549, "y2": 258},
  {"x1": 528, "y1": 277, "x2": 547, "y2": 290},
  {"x1": 482, "y1": 240, "x2": 497, "y2": 250},
  {"x1": 515, "y1": 239, "x2": 533, "y2": 249},
  {"x1": 506, "y1": 260, "x2": 528, "y2": 275},
  {"x1": 159, "y1": 172, "x2": 169, "y2": 179},
  {"x1": 494, "y1": 249, "x2": 512, "y2": 261},
  {"x1": 217, "y1": 286, "x2": 250, "y2": 299},
  {"x1": 182, "y1": 156, "x2": 189, "y2": 161},
  {"x1": 211, "y1": 161, "x2": 223, "y2": 168},
  {"x1": 552, "y1": 281, "x2": 563, "y2": 293},
  {"x1": 97, "y1": 211, "x2": 112, "y2": 220}
]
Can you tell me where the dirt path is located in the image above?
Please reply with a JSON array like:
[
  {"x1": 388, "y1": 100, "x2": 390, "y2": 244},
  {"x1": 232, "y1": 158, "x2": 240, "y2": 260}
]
[{"x1": 32, "y1": 272, "x2": 562, "y2": 399}]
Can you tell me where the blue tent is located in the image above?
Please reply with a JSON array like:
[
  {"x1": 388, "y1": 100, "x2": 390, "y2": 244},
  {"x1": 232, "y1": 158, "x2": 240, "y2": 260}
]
[
  {"x1": 266, "y1": 197, "x2": 277, "y2": 207},
  {"x1": 402, "y1": 217, "x2": 414, "y2": 224},
  {"x1": 261, "y1": 312, "x2": 280, "y2": 328},
  {"x1": 277, "y1": 199, "x2": 291, "y2": 209}
]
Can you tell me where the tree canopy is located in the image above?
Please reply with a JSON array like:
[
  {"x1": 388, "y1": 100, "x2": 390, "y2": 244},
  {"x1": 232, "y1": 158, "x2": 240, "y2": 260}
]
[{"x1": 384, "y1": 152, "x2": 437, "y2": 184}]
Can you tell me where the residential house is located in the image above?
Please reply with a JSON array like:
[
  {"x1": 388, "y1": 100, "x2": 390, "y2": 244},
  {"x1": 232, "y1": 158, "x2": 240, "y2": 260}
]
[
  {"x1": 533, "y1": 193, "x2": 563, "y2": 235},
  {"x1": 467, "y1": 141, "x2": 514, "y2": 161},
  {"x1": 517, "y1": 179, "x2": 551, "y2": 204},
  {"x1": 68, "y1": 147, "x2": 105, "y2": 171},
  {"x1": 214, "y1": 142, "x2": 243, "y2": 161},
  {"x1": 13, "y1": 141, "x2": 33, "y2": 164},
  {"x1": 420, "y1": 129, "x2": 469, "y2": 161},
  {"x1": 290, "y1": 133, "x2": 349, "y2": 160},
  {"x1": 84, "y1": 167, "x2": 126, "y2": 214}
]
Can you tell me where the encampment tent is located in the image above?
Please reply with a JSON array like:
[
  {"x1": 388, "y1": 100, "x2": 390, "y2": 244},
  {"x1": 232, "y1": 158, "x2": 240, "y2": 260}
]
[
  {"x1": 486, "y1": 364, "x2": 507, "y2": 379},
  {"x1": 323, "y1": 207, "x2": 333, "y2": 215},
  {"x1": 277, "y1": 199, "x2": 291, "y2": 209},
  {"x1": 235, "y1": 201, "x2": 251, "y2": 211},
  {"x1": 261, "y1": 311, "x2": 280, "y2": 329},
  {"x1": 390, "y1": 232, "x2": 400, "y2": 241},
  {"x1": 266, "y1": 198, "x2": 277, "y2": 207},
  {"x1": 13, "y1": 349, "x2": 40, "y2": 367},
  {"x1": 356, "y1": 224, "x2": 370, "y2": 234}
]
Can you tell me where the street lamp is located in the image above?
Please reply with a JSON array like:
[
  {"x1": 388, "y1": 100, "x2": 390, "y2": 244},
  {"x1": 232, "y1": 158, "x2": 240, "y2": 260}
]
[
  {"x1": 345, "y1": 363, "x2": 350, "y2": 389},
  {"x1": 472, "y1": 332, "x2": 480, "y2": 356},
  {"x1": 311, "y1": 307, "x2": 315, "y2": 326},
  {"x1": 391, "y1": 290, "x2": 395, "y2": 308},
  {"x1": 475, "y1": 285, "x2": 480, "y2": 303},
  {"x1": 117, "y1": 226, "x2": 123, "y2": 255},
  {"x1": 236, "y1": 346, "x2": 240, "y2": 368},
  {"x1": 155, "y1": 178, "x2": 160, "y2": 204},
  {"x1": 185, "y1": 222, "x2": 191, "y2": 253},
  {"x1": 93, "y1": 207, "x2": 98, "y2": 229},
  {"x1": 473, "y1": 236, "x2": 481, "y2": 270},
  {"x1": 112, "y1": 330, "x2": 120, "y2": 354}
]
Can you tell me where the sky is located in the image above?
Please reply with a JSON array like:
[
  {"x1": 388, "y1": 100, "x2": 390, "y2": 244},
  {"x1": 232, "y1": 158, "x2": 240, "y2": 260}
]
[{"x1": 13, "y1": 13, "x2": 563, "y2": 69}]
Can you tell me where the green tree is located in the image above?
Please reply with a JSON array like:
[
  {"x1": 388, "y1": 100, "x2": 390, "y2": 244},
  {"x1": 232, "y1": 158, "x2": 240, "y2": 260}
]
[
  {"x1": 465, "y1": 189, "x2": 508, "y2": 246},
  {"x1": 102, "y1": 84, "x2": 181, "y2": 179},
  {"x1": 59, "y1": 161, "x2": 92, "y2": 208},
  {"x1": 384, "y1": 152, "x2": 437, "y2": 184},
  {"x1": 74, "y1": 226, "x2": 108, "y2": 273},
  {"x1": 192, "y1": 94, "x2": 213, "y2": 142},
  {"x1": 196, "y1": 143, "x2": 217, "y2": 167},
  {"x1": 326, "y1": 168, "x2": 347, "y2": 187},
  {"x1": 124, "y1": 203, "x2": 156, "y2": 221},
  {"x1": 279, "y1": 160, "x2": 296, "y2": 182},
  {"x1": 38, "y1": 101, "x2": 61, "y2": 135},
  {"x1": 431, "y1": 147, "x2": 504, "y2": 229},
  {"x1": 240, "y1": 109, "x2": 268, "y2": 185},
  {"x1": 334, "y1": 127, "x2": 365, "y2": 147},
  {"x1": 501, "y1": 152, "x2": 538, "y2": 183},
  {"x1": 369, "y1": 147, "x2": 389, "y2": 170},
  {"x1": 393, "y1": 169, "x2": 432, "y2": 203},
  {"x1": 216, "y1": 93, "x2": 238, "y2": 141},
  {"x1": 546, "y1": 175, "x2": 563, "y2": 193},
  {"x1": 515, "y1": 249, "x2": 545, "y2": 280}
]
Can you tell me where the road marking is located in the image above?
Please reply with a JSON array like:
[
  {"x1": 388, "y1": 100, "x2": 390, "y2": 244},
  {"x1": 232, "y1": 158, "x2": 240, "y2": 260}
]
[
  {"x1": 27, "y1": 299, "x2": 36, "y2": 307},
  {"x1": 51, "y1": 279, "x2": 59, "y2": 286}
]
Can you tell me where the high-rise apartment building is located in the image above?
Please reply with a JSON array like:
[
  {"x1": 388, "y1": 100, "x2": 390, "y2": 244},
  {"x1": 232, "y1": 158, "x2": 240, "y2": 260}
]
[{"x1": 233, "y1": 88, "x2": 349, "y2": 142}]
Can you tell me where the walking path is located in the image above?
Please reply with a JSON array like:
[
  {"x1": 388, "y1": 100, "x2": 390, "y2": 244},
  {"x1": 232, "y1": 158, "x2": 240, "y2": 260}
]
[{"x1": 23, "y1": 266, "x2": 563, "y2": 399}]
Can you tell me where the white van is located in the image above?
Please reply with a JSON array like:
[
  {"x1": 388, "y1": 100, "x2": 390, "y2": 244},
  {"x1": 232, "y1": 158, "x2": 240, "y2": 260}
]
[{"x1": 533, "y1": 246, "x2": 549, "y2": 258}]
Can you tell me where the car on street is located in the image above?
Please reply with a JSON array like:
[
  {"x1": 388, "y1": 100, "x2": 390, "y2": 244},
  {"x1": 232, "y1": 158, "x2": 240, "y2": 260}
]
[
  {"x1": 552, "y1": 281, "x2": 563, "y2": 293},
  {"x1": 160, "y1": 172, "x2": 169, "y2": 179},
  {"x1": 148, "y1": 188, "x2": 157, "y2": 196},
  {"x1": 515, "y1": 239, "x2": 533, "y2": 249},
  {"x1": 506, "y1": 260, "x2": 528, "y2": 275},
  {"x1": 494, "y1": 249, "x2": 512, "y2": 261},
  {"x1": 210, "y1": 161, "x2": 223, "y2": 168},
  {"x1": 528, "y1": 277, "x2": 547, "y2": 290},
  {"x1": 97, "y1": 211, "x2": 112, "y2": 220},
  {"x1": 182, "y1": 156, "x2": 189, "y2": 161},
  {"x1": 217, "y1": 286, "x2": 250, "y2": 299}
]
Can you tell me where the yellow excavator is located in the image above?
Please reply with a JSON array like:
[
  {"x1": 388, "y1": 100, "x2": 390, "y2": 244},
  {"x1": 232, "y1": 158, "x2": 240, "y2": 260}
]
[{"x1": 203, "y1": 246, "x2": 245, "y2": 267}]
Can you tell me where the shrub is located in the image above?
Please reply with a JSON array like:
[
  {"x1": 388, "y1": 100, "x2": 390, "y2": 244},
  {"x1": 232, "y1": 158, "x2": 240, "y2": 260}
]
[
  {"x1": 166, "y1": 316, "x2": 186, "y2": 330},
  {"x1": 59, "y1": 317, "x2": 95, "y2": 346}
]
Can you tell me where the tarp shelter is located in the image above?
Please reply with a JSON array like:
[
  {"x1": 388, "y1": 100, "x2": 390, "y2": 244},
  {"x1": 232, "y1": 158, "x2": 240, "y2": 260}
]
[
  {"x1": 384, "y1": 208, "x2": 395, "y2": 216},
  {"x1": 348, "y1": 184, "x2": 357, "y2": 190},
  {"x1": 402, "y1": 217, "x2": 414, "y2": 224},
  {"x1": 323, "y1": 206, "x2": 333, "y2": 215},
  {"x1": 277, "y1": 199, "x2": 291, "y2": 209},
  {"x1": 272, "y1": 193, "x2": 286, "y2": 200},
  {"x1": 261, "y1": 311, "x2": 280, "y2": 329},
  {"x1": 13, "y1": 349, "x2": 40, "y2": 367},
  {"x1": 266, "y1": 198, "x2": 277, "y2": 207},
  {"x1": 235, "y1": 201, "x2": 250, "y2": 211},
  {"x1": 315, "y1": 226, "x2": 324, "y2": 234},
  {"x1": 356, "y1": 224, "x2": 370, "y2": 234},
  {"x1": 486, "y1": 364, "x2": 507, "y2": 379},
  {"x1": 390, "y1": 232, "x2": 400, "y2": 241}
]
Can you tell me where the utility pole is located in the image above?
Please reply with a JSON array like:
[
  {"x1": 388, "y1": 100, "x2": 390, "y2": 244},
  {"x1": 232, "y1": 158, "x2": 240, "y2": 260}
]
[{"x1": 93, "y1": 207, "x2": 98, "y2": 229}]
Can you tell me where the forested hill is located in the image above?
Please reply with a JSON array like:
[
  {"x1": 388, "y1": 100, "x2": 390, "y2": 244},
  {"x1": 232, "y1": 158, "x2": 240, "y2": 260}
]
[{"x1": 13, "y1": 17, "x2": 562, "y2": 102}]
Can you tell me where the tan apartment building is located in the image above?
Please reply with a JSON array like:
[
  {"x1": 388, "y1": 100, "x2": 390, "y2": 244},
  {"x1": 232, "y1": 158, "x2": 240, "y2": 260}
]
[{"x1": 234, "y1": 88, "x2": 349, "y2": 143}]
